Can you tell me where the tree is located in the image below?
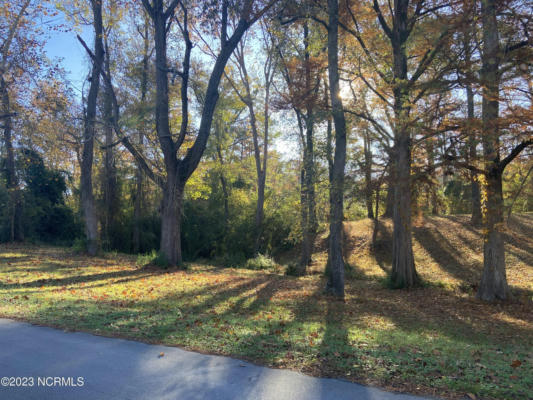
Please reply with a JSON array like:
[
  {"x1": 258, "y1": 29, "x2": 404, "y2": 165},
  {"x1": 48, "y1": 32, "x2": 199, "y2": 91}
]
[
  {"x1": 341, "y1": 0, "x2": 460, "y2": 287},
  {"x1": 275, "y1": 17, "x2": 324, "y2": 274},
  {"x1": 80, "y1": 0, "x2": 105, "y2": 255},
  {"x1": 0, "y1": 0, "x2": 32, "y2": 242},
  {"x1": 80, "y1": 0, "x2": 277, "y2": 265},
  {"x1": 100, "y1": 5, "x2": 121, "y2": 250},
  {"x1": 224, "y1": 22, "x2": 276, "y2": 254},
  {"x1": 476, "y1": 0, "x2": 532, "y2": 301},
  {"x1": 461, "y1": 0, "x2": 482, "y2": 225},
  {"x1": 325, "y1": 0, "x2": 347, "y2": 298},
  {"x1": 132, "y1": 11, "x2": 152, "y2": 254},
  {"x1": 362, "y1": 124, "x2": 374, "y2": 219}
]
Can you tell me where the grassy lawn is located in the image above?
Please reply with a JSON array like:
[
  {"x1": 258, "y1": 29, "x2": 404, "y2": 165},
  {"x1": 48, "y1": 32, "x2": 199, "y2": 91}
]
[{"x1": 1, "y1": 215, "x2": 532, "y2": 400}]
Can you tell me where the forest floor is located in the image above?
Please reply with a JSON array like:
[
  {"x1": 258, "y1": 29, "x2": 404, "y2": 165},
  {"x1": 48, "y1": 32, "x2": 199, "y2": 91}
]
[{"x1": 0, "y1": 214, "x2": 532, "y2": 400}]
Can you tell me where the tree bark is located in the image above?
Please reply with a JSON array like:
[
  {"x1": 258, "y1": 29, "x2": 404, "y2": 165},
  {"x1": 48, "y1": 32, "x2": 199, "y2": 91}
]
[
  {"x1": 0, "y1": 2, "x2": 31, "y2": 242},
  {"x1": 363, "y1": 129, "x2": 374, "y2": 219},
  {"x1": 133, "y1": 18, "x2": 150, "y2": 254},
  {"x1": 383, "y1": 177, "x2": 394, "y2": 217},
  {"x1": 466, "y1": 84, "x2": 482, "y2": 225},
  {"x1": 426, "y1": 138, "x2": 438, "y2": 215},
  {"x1": 147, "y1": 0, "x2": 183, "y2": 264},
  {"x1": 220, "y1": 171, "x2": 230, "y2": 230},
  {"x1": 326, "y1": 0, "x2": 347, "y2": 298},
  {"x1": 389, "y1": 0, "x2": 419, "y2": 288},
  {"x1": 391, "y1": 137, "x2": 418, "y2": 287},
  {"x1": 0, "y1": 75, "x2": 22, "y2": 241},
  {"x1": 214, "y1": 120, "x2": 230, "y2": 231},
  {"x1": 102, "y1": 39, "x2": 118, "y2": 249},
  {"x1": 463, "y1": 0, "x2": 482, "y2": 226},
  {"x1": 80, "y1": 0, "x2": 104, "y2": 256},
  {"x1": 478, "y1": 167, "x2": 508, "y2": 301},
  {"x1": 160, "y1": 177, "x2": 184, "y2": 266},
  {"x1": 477, "y1": 0, "x2": 509, "y2": 301},
  {"x1": 299, "y1": 22, "x2": 317, "y2": 270}
]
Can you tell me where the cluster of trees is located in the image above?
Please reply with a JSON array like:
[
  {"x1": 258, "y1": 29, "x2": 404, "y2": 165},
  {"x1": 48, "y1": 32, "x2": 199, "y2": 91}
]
[{"x1": 1, "y1": 0, "x2": 531, "y2": 301}]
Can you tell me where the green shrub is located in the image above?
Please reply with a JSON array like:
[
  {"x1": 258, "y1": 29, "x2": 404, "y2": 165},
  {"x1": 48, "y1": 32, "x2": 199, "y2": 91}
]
[
  {"x1": 285, "y1": 262, "x2": 302, "y2": 276},
  {"x1": 71, "y1": 238, "x2": 87, "y2": 254},
  {"x1": 244, "y1": 254, "x2": 276, "y2": 270},
  {"x1": 136, "y1": 250, "x2": 170, "y2": 268}
]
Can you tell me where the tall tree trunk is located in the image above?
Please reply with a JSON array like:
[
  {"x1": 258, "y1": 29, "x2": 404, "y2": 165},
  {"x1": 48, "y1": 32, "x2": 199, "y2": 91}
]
[
  {"x1": 391, "y1": 137, "x2": 418, "y2": 287},
  {"x1": 477, "y1": 0, "x2": 509, "y2": 301},
  {"x1": 463, "y1": 0, "x2": 482, "y2": 226},
  {"x1": 383, "y1": 178, "x2": 394, "y2": 217},
  {"x1": 382, "y1": 159, "x2": 394, "y2": 218},
  {"x1": 245, "y1": 99, "x2": 265, "y2": 253},
  {"x1": 478, "y1": 167, "x2": 508, "y2": 300},
  {"x1": 0, "y1": 1, "x2": 30, "y2": 242},
  {"x1": 220, "y1": 171, "x2": 230, "y2": 230},
  {"x1": 293, "y1": 112, "x2": 309, "y2": 276},
  {"x1": 372, "y1": 180, "x2": 381, "y2": 246},
  {"x1": 255, "y1": 72, "x2": 270, "y2": 253},
  {"x1": 389, "y1": 0, "x2": 419, "y2": 288},
  {"x1": 133, "y1": 18, "x2": 150, "y2": 254},
  {"x1": 160, "y1": 177, "x2": 184, "y2": 266},
  {"x1": 80, "y1": 0, "x2": 104, "y2": 256},
  {"x1": 363, "y1": 130, "x2": 374, "y2": 219},
  {"x1": 102, "y1": 40, "x2": 118, "y2": 249},
  {"x1": 0, "y1": 76, "x2": 22, "y2": 241},
  {"x1": 300, "y1": 118, "x2": 317, "y2": 268},
  {"x1": 426, "y1": 138, "x2": 439, "y2": 215},
  {"x1": 298, "y1": 22, "x2": 317, "y2": 272},
  {"x1": 466, "y1": 84, "x2": 482, "y2": 225},
  {"x1": 255, "y1": 170, "x2": 266, "y2": 249},
  {"x1": 326, "y1": 0, "x2": 346, "y2": 298},
  {"x1": 232, "y1": 42, "x2": 272, "y2": 254},
  {"x1": 214, "y1": 120, "x2": 230, "y2": 231},
  {"x1": 151, "y1": 3, "x2": 182, "y2": 264}
]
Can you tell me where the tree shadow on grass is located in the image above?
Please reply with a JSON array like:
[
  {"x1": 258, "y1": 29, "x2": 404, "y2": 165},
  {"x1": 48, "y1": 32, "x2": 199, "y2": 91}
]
[
  {"x1": 446, "y1": 214, "x2": 533, "y2": 267},
  {"x1": 507, "y1": 214, "x2": 533, "y2": 236},
  {"x1": 12, "y1": 263, "x2": 532, "y2": 400},
  {"x1": 0, "y1": 255, "x2": 32, "y2": 265},
  {"x1": 413, "y1": 226, "x2": 480, "y2": 283},
  {"x1": 317, "y1": 297, "x2": 351, "y2": 378},
  {"x1": 1, "y1": 261, "x2": 84, "y2": 275},
  {"x1": 369, "y1": 220, "x2": 392, "y2": 274},
  {"x1": 0, "y1": 267, "x2": 155, "y2": 289}
]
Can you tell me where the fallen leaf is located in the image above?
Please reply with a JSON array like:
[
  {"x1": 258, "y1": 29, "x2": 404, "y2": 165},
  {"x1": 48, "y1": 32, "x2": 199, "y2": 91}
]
[{"x1": 510, "y1": 360, "x2": 522, "y2": 368}]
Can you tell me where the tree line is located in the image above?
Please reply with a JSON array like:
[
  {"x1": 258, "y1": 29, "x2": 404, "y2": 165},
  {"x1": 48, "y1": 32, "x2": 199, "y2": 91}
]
[{"x1": 0, "y1": 0, "x2": 531, "y2": 302}]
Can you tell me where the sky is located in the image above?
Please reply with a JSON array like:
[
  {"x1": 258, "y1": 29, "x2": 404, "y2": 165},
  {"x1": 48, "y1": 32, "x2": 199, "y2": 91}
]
[
  {"x1": 39, "y1": 9, "x2": 299, "y2": 159},
  {"x1": 42, "y1": 12, "x2": 91, "y2": 98}
]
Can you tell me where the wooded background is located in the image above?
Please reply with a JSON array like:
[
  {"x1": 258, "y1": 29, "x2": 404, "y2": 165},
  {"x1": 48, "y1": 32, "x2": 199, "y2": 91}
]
[{"x1": 0, "y1": 0, "x2": 531, "y2": 302}]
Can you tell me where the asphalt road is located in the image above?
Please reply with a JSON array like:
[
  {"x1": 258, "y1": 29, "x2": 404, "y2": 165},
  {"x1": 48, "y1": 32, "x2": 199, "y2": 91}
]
[{"x1": 0, "y1": 318, "x2": 430, "y2": 400}]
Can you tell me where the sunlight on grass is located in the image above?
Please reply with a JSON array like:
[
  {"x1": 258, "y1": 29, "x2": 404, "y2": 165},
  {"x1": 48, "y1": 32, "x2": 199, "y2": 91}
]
[
  {"x1": 1, "y1": 252, "x2": 27, "y2": 258},
  {"x1": 1, "y1": 223, "x2": 532, "y2": 400}
]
